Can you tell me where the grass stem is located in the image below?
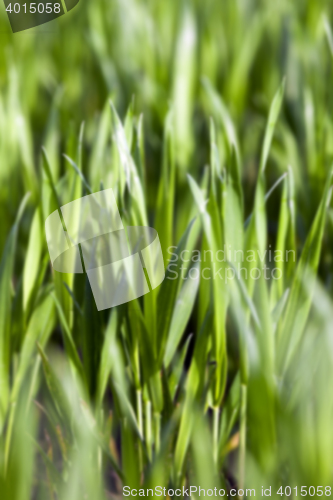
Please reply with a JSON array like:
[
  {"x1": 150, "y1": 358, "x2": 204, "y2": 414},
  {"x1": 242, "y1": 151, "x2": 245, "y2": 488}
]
[
  {"x1": 137, "y1": 390, "x2": 143, "y2": 473},
  {"x1": 145, "y1": 400, "x2": 152, "y2": 462},
  {"x1": 154, "y1": 412, "x2": 161, "y2": 455},
  {"x1": 213, "y1": 406, "x2": 220, "y2": 465},
  {"x1": 239, "y1": 384, "x2": 247, "y2": 495}
]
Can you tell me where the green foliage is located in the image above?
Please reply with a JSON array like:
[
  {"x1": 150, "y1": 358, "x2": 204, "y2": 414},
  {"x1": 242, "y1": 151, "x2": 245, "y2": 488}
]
[{"x1": 1, "y1": 0, "x2": 333, "y2": 498}]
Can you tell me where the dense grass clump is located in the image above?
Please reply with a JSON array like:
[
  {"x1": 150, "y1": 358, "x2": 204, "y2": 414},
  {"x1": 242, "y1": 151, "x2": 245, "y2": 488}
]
[{"x1": 1, "y1": 0, "x2": 333, "y2": 498}]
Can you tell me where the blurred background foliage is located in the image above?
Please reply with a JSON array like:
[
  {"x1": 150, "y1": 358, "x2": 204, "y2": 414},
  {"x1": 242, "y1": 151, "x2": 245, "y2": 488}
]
[
  {"x1": 1, "y1": 0, "x2": 333, "y2": 251},
  {"x1": 1, "y1": 0, "x2": 333, "y2": 498}
]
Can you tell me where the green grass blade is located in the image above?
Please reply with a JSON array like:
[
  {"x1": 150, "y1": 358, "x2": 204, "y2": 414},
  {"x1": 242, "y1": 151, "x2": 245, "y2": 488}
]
[
  {"x1": 0, "y1": 193, "x2": 30, "y2": 430},
  {"x1": 277, "y1": 168, "x2": 333, "y2": 375},
  {"x1": 164, "y1": 262, "x2": 200, "y2": 367}
]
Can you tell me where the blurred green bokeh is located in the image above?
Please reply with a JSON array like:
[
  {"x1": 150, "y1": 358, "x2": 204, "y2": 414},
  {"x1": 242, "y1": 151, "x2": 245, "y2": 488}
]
[{"x1": 1, "y1": 0, "x2": 333, "y2": 498}]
